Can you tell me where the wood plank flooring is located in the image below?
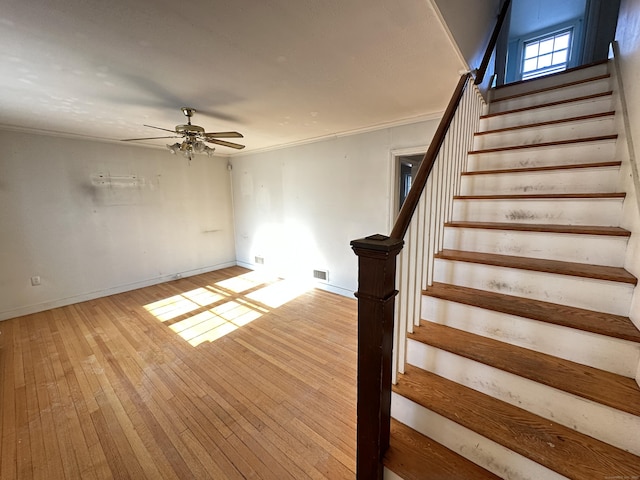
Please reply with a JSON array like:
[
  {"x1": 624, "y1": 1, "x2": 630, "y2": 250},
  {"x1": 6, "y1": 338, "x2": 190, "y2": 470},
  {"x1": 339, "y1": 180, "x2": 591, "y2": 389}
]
[{"x1": 0, "y1": 266, "x2": 357, "y2": 479}]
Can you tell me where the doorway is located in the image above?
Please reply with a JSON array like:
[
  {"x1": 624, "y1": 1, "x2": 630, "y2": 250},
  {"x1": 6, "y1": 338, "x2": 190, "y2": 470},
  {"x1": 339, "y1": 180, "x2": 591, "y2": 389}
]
[{"x1": 388, "y1": 149, "x2": 425, "y2": 232}]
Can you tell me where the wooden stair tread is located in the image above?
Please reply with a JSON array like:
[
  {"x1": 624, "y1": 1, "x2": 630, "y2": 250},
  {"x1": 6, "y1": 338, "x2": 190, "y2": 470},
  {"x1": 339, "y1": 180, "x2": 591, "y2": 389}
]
[
  {"x1": 468, "y1": 135, "x2": 618, "y2": 155},
  {"x1": 481, "y1": 91, "x2": 613, "y2": 119},
  {"x1": 492, "y1": 60, "x2": 609, "y2": 91},
  {"x1": 475, "y1": 111, "x2": 615, "y2": 136},
  {"x1": 435, "y1": 249, "x2": 637, "y2": 285},
  {"x1": 410, "y1": 321, "x2": 640, "y2": 417},
  {"x1": 385, "y1": 419, "x2": 501, "y2": 480},
  {"x1": 461, "y1": 161, "x2": 621, "y2": 176},
  {"x1": 491, "y1": 74, "x2": 611, "y2": 103},
  {"x1": 454, "y1": 192, "x2": 626, "y2": 200},
  {"x1": 423, "y1": 282, "x2": 640, "y2": 342},
  {"x1": 395, "y1": 364, "x2": 640, "y2": 479},
  {"x1": 445, "y1": 221, "x2": 631, "y2": 237}
]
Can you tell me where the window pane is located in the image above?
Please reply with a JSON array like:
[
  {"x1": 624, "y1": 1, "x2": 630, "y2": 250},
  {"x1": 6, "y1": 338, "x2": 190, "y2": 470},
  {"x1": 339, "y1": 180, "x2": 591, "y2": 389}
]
[
  {"x1": 552, "y1": 50, "x2": 568, "y2": 65},
  {"x1": 521, "y1": 28, "x2": 572, "y2": 79},
  {"x1": 538, "y1": 53, "x2": 552, "y2": 68},
  {"x1": 523, "y1": 58, "x2": 538, "y2": 72},
  {"x1": 555, "y1": 33, "x2": 570, "y2": 50},
  {"x1": 524, "y1": 43, "x2": 539, "y2": 59},
  {"x1": 539, "y1": 39, "x2": 554, "y2": 55}
]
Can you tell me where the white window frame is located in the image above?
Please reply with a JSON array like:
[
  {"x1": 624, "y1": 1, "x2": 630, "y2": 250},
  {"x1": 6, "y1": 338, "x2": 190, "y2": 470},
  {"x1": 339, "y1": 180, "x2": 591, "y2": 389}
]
[{"x1": 521, "y1": 28, "x2": 574, "y2": 80}]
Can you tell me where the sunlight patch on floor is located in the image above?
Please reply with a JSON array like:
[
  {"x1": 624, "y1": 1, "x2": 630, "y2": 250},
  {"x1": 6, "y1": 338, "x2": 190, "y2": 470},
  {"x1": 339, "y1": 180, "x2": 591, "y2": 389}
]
[
  {"x1": 144, "y1": 288, "x2": 227, "y2": 322},
  {"x1": 143, "y1": 271, "x2": 312, "y2": 346},
  {"x1": 247, "y1": 278, "x2": 312, "y2": 308},
  {"x1": 214, "y1": 270, "x2": 279, "y2": 293}
]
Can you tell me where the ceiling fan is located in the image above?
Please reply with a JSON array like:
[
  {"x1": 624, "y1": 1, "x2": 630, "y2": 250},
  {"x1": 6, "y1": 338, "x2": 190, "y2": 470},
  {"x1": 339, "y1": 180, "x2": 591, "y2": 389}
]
[{"x1": 122, "y1": 107, "x2": 245, "y2": 159}]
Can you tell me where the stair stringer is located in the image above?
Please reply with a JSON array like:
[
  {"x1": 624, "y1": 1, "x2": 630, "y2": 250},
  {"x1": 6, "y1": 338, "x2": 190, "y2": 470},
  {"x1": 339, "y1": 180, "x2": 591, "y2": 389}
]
[{"x1": 611, "y1": 43, "x2": 640, "y2": 388}]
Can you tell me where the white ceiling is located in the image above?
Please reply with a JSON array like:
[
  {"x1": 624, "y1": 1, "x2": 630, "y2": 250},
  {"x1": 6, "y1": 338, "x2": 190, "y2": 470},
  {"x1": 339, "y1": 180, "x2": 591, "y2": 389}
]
[{"x1": 0, "y1": 0, "x2": 465, "y2": 154}]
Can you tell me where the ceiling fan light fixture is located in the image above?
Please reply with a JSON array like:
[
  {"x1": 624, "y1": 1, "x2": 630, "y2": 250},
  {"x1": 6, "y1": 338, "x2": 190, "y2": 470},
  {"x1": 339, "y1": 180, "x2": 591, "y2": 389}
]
[
  {"x1": 167, "y1": 143, "x2": 181, "y2": 155},
  {"x1": 128, "y1": 107, "x2": 244, "y2": 157}
]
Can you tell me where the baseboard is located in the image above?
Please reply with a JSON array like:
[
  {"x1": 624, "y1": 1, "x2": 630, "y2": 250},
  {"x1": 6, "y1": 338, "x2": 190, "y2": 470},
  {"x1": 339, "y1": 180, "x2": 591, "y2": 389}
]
[
  {"x1": 0, "y1": 261, "x2": 237, "y2": 322},
  {"x1": 235, "y1": 261, "x2": 355, "y2": 298}
]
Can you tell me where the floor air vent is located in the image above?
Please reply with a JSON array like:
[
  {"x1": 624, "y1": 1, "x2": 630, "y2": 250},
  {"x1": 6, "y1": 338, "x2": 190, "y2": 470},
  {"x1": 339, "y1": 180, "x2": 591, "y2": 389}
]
[
  {"x1": 255, "y1": 256, "x2": 265, "y2": 265},
  {"x1": 313, "y1": 269, "x2": 329, "y2": 282}
]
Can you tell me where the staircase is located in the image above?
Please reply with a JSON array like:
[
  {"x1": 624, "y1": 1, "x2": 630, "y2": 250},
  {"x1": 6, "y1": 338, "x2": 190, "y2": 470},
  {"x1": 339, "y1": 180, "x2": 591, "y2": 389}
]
[{"x1": 385, "y1": 61, "x2": 640, "y2": 479}]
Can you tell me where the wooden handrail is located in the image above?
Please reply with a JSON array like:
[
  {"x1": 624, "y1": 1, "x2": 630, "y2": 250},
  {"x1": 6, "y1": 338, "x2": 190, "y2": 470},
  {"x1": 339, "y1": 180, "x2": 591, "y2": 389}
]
[
  {"x1": 351, "y1": 3, "x2": 512, "y2": 478},
  {"x1": 390, "y1": 72, "x2": 471, "y2": 240},
  {"x1": 475, "y1": 0, "x2": 512, "y2": 85}
]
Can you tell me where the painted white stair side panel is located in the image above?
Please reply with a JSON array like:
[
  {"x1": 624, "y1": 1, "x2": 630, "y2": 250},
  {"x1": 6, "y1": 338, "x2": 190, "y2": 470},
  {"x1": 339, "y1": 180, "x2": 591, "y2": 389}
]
[
  {"x1": 391, "y1": 393, "x2": 568, "y2": 480},
  {"x1": 467, "y1": 139, "x2": 617, "y2": 171},
  {"x1": 479, "y1": 95, "x2": 614, "y2": 132},
  {"x1": 490, "y1": 64, "x2": 609, "y2": 101},
  {"x1": 451, "y1": 197, "x2": 624, "y2": 226},
  {"x1": 432, "y1": 259, "x2": 634, "y2": 316},
  {"x1": 460, "y1": 166, "x2": 620, "y2": 196},
  {"x1": 473, "y1": 116, "x2": 616, "y2": 151},
  {"x1": 383, "y1": 468, "x2": 403, "y2": 480},
  {"x1": 443, "y1": 227, "x2": 628, "y2": 267},
  {"x1": 406, "y1": 340, "x2": 640, "y2": 456},
  {"x1": 488, "y1": 77, "x2": 611, "y2": 114},
  {"x1": 421, "y1": 296, "x2": 640, "y2": 377}
]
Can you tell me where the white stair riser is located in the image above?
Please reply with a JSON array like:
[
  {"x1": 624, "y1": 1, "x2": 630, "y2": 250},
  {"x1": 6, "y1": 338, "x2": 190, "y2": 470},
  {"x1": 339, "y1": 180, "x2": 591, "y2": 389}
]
[
  {"x1": 406, "y1": 340, "x2": 640, "y2": 456},
  {"x1": 391, "y1": 393, "x2": 568, "y2": 480},
  {"x1": 421, "y1": 296, "x2": 640, "y2": 376},
  {"x1": 491, "y1": 64, "x2": 610, "y2": 101},
  {"x1": 383, "y1": 468, "x2": 403, "y2": 480},
  {"x1": 433, "y1": 259, "x2": 633, "y2": 315},
  {"x1": 488, "y1": 78, "x2": 611, "y2": 114},
  {"x1": 460, "y1": 167, "x2": 620, "y2": 196},
  {"x1": 467, "y1": 140, "x2": 617, "y2": 171},
  {"x1": 452, "y1": 198, "x2": 623, "y2": 226},
  {"x1": 479, "y1": 95, "x2": 613, "y2": 131},
  {"x1": 443, "y1": 227, "x2": 628, "y2": 267},
  {"x1": 473, "y1": 116, "x2": 615, "y2": 150}
]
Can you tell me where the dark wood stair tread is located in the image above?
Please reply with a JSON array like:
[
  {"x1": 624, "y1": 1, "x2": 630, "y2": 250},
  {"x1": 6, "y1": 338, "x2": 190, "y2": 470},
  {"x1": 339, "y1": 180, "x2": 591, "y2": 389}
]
[
  {"x1": 491, "y1": 74, "x2": 610, "y2": 103},
  {"x1": 445, "y1": 221, "x2": 631, "y2": 237},
  {"x1": 435, "y1": 249, "x2": 637, "y2": 285},
  {"x1": 423, "y1": 282, "x2": 640, "y2": 342},
  {"x1": 469, "y1": 135, "x2": 618, "y2": 155},
  {"x1": 395, "y1": 365, "x2": 640, "y2": 479},
  {"x1": 481, "y1": 91, "x2": 613, "y2": 119},
  {"x1": 385, "y1": 419, "x2": 501, "y2": 480},
  {"x1": 461, "y1": 161, "x2": 621, "y2": 176},
  {"x1": 410, "y1": 321, "x2": 640, "y2": 416},
  {"x1": 475, "y1": 111, "x2": 615, "y2": 136},
  {"x1": 454, "y1": 192, "x2": 626, "y2": 200}
]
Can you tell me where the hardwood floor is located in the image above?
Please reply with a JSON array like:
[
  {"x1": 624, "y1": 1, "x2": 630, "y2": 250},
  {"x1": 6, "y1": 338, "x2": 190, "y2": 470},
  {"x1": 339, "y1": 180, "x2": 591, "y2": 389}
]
[{"x1": 0, "y1": 266, "x2": 357, "y2": 479}]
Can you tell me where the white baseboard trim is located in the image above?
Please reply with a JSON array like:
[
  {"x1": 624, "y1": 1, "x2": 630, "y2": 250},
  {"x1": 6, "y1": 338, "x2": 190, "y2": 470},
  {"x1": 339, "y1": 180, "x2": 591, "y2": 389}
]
[
  {"x1": 235, "y1": 261, "x2": 356, "y2": 298},
  {"x1": 0, "y1": 261, "x2": 237, "y2": 322}
]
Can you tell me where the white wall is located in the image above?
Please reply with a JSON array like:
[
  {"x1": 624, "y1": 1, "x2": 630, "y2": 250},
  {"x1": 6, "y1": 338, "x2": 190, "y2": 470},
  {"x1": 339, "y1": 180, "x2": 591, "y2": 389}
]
[
  {"x1": 230, "y1": 120, "x2": 440, "y2": 296},
  {"x1": 432, "y1": 0, "x2": 501, "y2": 71},
  {"x1": 615, "y1": 0, "x2": 640, "y2": 383},
  {"x1": 0, "y1": 131, "x2": 236, "y2": 320}
]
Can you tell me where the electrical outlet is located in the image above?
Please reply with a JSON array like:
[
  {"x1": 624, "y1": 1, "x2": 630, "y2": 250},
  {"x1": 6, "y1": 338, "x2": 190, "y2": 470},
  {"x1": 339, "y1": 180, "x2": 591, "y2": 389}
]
[{"x1": 31, "y1": 276, "x2": 41, "y2": 286}]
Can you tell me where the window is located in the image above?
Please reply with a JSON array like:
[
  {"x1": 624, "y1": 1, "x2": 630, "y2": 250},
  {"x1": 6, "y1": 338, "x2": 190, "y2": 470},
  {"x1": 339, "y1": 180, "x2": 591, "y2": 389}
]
[{"x1": 522, "y1": 29, "x2": 572, "y2": 80}]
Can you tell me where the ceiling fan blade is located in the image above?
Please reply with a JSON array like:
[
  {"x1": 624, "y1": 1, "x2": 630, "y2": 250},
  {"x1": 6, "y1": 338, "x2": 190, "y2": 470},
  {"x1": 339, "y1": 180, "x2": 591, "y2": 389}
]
[
  {"x1": 206, "y1": 138, "x2": 246, "y2": 150},
  {"x1": 143, "y1": 124, "x2": 178, "y2": 134},
  {"x1": 203, "y1": 131, "x2": 244, "y2": 139},
  {"x1": 122, "y1": 136, "x2": 181, "y2": 141}
]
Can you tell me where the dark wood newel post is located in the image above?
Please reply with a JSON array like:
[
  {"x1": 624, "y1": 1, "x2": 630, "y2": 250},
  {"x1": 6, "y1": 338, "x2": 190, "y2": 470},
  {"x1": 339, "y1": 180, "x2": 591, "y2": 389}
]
[{"x1": 350, "y1": 233, "x2": 404, "y2": 480}]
